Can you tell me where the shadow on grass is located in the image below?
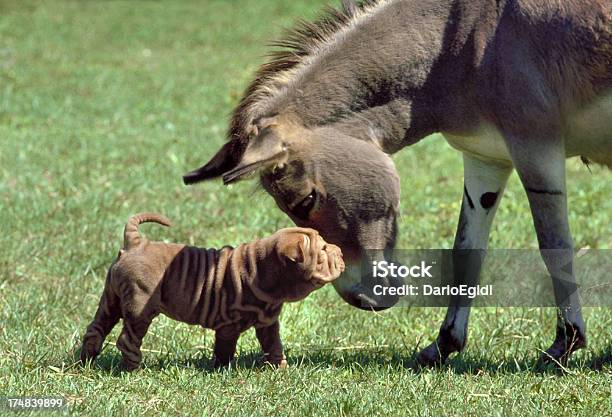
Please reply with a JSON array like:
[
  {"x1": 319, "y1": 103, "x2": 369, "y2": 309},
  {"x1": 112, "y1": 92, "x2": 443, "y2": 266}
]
[
  {"x1": 290, "y1": 345, "x2": 612, "y2": 375},
  {"x1": 66, "y1": 344, "x2": 611, "y2": 376},
  {"x1": 67, "y1": 345, "x2": 273, "y2": 375}
]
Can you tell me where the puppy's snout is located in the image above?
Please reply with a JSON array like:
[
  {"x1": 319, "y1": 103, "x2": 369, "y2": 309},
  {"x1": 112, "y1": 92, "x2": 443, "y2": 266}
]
[
  {"x1": 324, "y1": 244, "x2": 345, "y2": 272},
  {"x1": 277, "y1": 229, "x2": 344, "y2": 285},
  {"x1": 308, "y1": 243, "x2": 344, "y2": 286}
]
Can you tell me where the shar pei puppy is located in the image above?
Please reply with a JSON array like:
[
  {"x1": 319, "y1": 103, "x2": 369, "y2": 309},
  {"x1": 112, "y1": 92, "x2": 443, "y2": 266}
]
[{"x1": 80, "y1": 213, "x2": 344, "y2": 369}]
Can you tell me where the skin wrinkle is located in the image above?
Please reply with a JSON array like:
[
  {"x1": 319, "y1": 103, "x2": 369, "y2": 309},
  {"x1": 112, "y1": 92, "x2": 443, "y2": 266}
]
[
  {"x1": 81, "y1": 214, "x2": 344, "y2": 369},
  {"x1": 200, "y1": 248, "x2": 231, "y2": 328},
  {"x1": 199, "y1": 249, "x2": 218, "y2": 327}
]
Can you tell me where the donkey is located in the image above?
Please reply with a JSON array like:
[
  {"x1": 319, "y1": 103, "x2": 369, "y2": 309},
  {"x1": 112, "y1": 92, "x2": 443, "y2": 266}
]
[{"x1": 183, "y1": 0, "x2": 611, "y2": 366}]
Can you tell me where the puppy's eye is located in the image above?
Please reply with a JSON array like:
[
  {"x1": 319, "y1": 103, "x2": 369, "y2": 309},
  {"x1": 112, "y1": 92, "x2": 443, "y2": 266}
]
[{"x1": 291, "y1": 190, "x2": 317, "y2": 220}]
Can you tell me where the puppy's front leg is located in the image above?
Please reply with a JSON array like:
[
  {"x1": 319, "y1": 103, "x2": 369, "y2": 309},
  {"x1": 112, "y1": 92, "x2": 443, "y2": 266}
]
[
  {"x1": 213, "y1": 328, "x2": 240, "y2": 368},
  {"x1": 256, "y1": 321, "x2": 287, "y2": 368}
]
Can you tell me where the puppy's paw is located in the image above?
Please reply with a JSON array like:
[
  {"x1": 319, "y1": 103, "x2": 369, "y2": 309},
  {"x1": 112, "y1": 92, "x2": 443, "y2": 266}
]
[
  {"x1": 259, "y1": 352, "x2": 288, "y2": 369},
  {"x1": 262, "y1": 358, "x2": 288, "y2": 369},
  {"x1": 79, "y1": 337, "x2": 102, "y2": 365},
  {"x1": 212, "y1": 357, "x2": 234, "y2": 369}
]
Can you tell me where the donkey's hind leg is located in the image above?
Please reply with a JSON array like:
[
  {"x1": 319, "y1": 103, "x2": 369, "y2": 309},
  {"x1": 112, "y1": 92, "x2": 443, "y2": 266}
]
[
  {"x1": 81, "y1": 285, "x2": 121, "y2": 363},
  {"x1": 506, "y1": 135, "x2": 586, "y2": 364},
  {"x1": 418, "y1": 154, "x2": 512, "y2": 366}
]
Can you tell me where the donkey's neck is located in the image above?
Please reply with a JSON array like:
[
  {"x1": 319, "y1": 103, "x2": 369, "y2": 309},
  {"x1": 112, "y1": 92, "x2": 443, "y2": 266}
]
[
  {"x1": 327, "y1": 98, "x2": 433, "y2": 154},
  {"x1": 260, "y1": 0, "x2": 494, "y2": 153}
]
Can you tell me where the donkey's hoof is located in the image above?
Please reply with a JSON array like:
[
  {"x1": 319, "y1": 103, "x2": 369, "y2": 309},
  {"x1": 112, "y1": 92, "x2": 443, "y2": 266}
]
[
  {"x1": 121, "y1": 359, "x2": 140, "y2": 372},
  {"x1": 539, "y1": 347, "x2": 571, "y2": 367},
  {"x1": 540, "y1": 336, "x2": 587, "y2": 366},
  {"x1": 416, "y1": 342, "x2": 449, "y2": 367}
]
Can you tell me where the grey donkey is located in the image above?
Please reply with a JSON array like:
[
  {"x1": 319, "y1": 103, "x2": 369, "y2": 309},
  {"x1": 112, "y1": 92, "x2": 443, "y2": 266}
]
[{"x1": 183, "y1": 0, "x2": 611, "y2": 366}]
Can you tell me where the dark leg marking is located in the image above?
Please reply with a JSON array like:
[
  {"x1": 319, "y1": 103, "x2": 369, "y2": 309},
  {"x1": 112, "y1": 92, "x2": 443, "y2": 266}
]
[
  {"x1": 464, "y1": 186, "x2": 475, "y2": 210},
  {"x1": 455, "y1": 207, "x2": 468, "y2": 242},
  {"x1": 526, "y1": 188, "x2": 564, "y2": 195},
  {"x1": 480, "y1": 190, "x2": 499, "y2": 211}
]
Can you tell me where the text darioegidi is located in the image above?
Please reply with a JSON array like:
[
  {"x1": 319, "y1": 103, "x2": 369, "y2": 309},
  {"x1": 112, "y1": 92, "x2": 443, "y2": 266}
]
[
  {"x1": 372, "y1": 283, "x2": 493, "y2": 299},
  {"x1": 372, "y1": 261, "x2": 493, "y2": 299}
]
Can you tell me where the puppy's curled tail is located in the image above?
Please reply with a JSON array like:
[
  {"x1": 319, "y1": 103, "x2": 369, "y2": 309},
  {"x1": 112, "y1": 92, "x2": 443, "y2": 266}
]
[{"x1": 123, "y1": 213, "x2": 172, "y2": 250}]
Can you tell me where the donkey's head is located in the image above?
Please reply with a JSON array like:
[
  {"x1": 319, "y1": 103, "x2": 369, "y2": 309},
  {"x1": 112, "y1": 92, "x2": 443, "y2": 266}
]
[{"x1": 184, "y1": 113, "x2": 401, "y2": 310}]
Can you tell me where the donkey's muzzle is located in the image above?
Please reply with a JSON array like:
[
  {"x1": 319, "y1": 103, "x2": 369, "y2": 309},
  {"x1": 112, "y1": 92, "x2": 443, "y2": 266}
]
[
  {"x1": 339, "y1": 282, "x2": 400, "y2": 311},
  {"x1": 331, "y1": 260, "x2": 401, "y2": 311}
]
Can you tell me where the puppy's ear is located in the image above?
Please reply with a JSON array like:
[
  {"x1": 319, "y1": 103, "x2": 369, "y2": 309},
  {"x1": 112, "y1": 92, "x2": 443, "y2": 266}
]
[
  {"x1": 277, "y1": 234, "x2": 307, "y2": 265},
  {"x1": 183, "y1": 140, "x2": 240, "y2": 185}
]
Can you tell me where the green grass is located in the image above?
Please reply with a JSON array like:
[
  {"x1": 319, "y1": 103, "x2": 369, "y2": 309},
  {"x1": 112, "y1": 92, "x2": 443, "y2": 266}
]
[{"x1": 0, "y1": 1, "x2": 610, "y2": 415}]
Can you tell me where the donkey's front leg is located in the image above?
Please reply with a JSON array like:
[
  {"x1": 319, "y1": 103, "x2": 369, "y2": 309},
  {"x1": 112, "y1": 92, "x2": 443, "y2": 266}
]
[
  {"x1": 417, "y1": 155, "x2": 512, "y2": 366},
  {"x1": 508, "y1": 138, "x2": 586, "y2": 364}
]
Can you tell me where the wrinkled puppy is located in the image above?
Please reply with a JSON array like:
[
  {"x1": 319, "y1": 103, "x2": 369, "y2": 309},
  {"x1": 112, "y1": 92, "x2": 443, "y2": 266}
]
[{"x1": 81, "y1": 213, "x2": 344, "y2": 370}]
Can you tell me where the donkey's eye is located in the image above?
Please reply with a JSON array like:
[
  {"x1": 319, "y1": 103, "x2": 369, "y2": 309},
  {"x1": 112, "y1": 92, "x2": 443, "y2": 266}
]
[
  {"x1": 267, "y1": 164, "x2": 287, "y2": 181},
  {"x1": 271, "y1": 163, "x2": 286, "y2": 175},
  {"x1": 292, "y1": 190, "x2": 317, "y2": 220}
]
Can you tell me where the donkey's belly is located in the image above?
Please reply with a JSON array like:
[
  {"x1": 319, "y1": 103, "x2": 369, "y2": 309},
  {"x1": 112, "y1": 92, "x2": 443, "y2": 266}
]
[
  {"x1": 442, "y1": 124, "x2": 512, "y2": 165},
  {"x1": 566, "y1": 92, "x2": 612, "y2": 167},
  {"x1": 443, "y1": 93, "x2": 612, "y2": 167}
]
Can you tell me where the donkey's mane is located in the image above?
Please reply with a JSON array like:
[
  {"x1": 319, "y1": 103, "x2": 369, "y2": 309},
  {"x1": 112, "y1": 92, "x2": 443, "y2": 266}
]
[{"x1": 227, "y1": 0, "x2": 385, "y2": 149}]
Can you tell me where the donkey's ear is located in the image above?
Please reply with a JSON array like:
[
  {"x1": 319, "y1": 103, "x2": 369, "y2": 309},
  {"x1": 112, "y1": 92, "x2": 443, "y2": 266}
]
[
  {"x1": 342, "y1": 0, "x2": 358, "y2": 17},
  {"x1": 183, "y1": 140, "x2": 239, "y2": 185},
  {"x1": 183, "y1": 116, "x2": 285, "y2": 185},
  {"x1": 222, "y1": 126, "x2": 288, "y2": 184}
]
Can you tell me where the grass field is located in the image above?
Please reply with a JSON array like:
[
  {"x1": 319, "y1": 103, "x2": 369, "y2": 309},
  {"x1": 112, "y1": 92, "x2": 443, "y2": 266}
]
[{"x1": 0, "y1": 1, "x2": 610, "y2": 415}]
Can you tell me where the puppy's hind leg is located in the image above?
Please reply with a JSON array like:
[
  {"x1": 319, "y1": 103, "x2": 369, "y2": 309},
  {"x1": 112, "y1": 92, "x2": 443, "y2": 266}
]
[
  {"x1": 81, "y1": 272, "x2": 121, "y2": 364},
  {"x1": 115, "y1": 285, "x2": 159, "y2": 371}
]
